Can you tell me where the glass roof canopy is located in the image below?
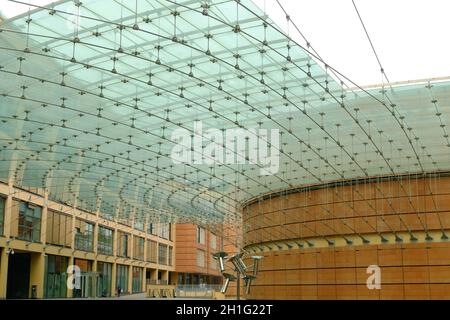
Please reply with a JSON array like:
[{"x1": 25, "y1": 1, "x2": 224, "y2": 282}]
[{"x1": 0, "y1": 0, "x2": 450, "y2": 227}]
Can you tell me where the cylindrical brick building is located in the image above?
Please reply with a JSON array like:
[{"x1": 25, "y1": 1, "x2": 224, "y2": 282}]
[{"x1": 243, "y1": 172, "x2": 450, "y2": 299}]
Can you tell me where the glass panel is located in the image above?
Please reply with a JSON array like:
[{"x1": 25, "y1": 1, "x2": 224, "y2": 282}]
[
  {"x1": 132, "y1": 267, "x2": 143, "y2": 293},
  {"x1": 44, "y1": 255, "x2": 69, "y2": 299},
  {"x1": 0, "y1": 197, "x2": 5, "y2": 236},
  {"x1": 196, "y1": 250, "x2": 205, "y2": 268},
  {"x1": 115, "y1": 264, "x2": 129, "y2": 294},
  {"x1": 98, "y1": 226, "x2": 114, "y2": 255},
  {"x1": 46, "y1": 210, "x2": 71, "y2": 247},
  {"x1": 74, "y1": 220, "x2": 94, "y2": 252},
  {"x1": 117, "y1": 232, "x2": 129, "y2": 258},
  {"x1": 158, "y1": 243, "x2": 167, "y2": 265},
  {"x1": 210, "y1": 233, "x2": 217, "y2": 250},
  {"x1": 2, "y1": 0, "x2": 449, "y2": 233},
  {"x1": 133, "y1": 236, "x2": 145, "y2": 261},
  {"x1": 18, "y1": 202, "x2": 42, "y2": 242},
  {"x1": 97, "y1": 262, "x2": 112, "y2": 297},
  {"x1": 147, "y1": 240, "x2": 158, "y2": 263},
  {"x1": 197, "y1": 226, "x2": 205, "y2": 245}
]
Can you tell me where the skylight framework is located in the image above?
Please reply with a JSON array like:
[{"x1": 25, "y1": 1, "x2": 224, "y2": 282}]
[{"x1": 0, "y1": 0, "x2": 449, "y2": 230}]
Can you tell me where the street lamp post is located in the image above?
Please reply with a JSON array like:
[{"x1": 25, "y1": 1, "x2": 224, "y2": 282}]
[{"x1": 213, "y1": 251, "x2": 263, "y2": 300}]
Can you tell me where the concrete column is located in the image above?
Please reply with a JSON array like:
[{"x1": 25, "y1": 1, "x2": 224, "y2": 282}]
[
  {"x1": 111, "y1": 262, "x2": 117, "y2": 296},
  {"x1": 3, "y1": 188, "x2": 13, "y2": 238},
  {"x1": 171, "y1": 272, "x2": 179, "y2": 286},
  {"x1": 67, "y1": 256, "x2": 74, "y2": 298},
  {"x1": 129, "y1": 234, "x2": 134, "y2": 260},
  {"x1": 150, "y1": 268, "x2": 158, "y2": 284},
  {"x1": 142, "y1": 267, "x2": 147, "y2": 292},
  {"x1": 143, "y1": 236, "x2": 148, "y2": 262},
  {"x1": 29, "y1": 252, "x2": 45, "y2": 298},
  {"x1": 92, "y1": 259, "x2": 97, "y2": 298},
  {"x1": 70, "y1": 213, "x2": 76, "y2": 250},
  {"x1": 0, "y1": 186, "x2": 13, "y2": 299},
  {"x1": 161, "y1": 269, "x2": 169, "y2": 284},
  {"x1": 40, "y1": 192, "x2": 48, "y2": 245},
  {"x1": 113, "y1": 228, "x2": 118, "y2": 256},
  {"x1": 0, "y1": 248, "x2": 9, "y2": 299},
  {"x1": 93, "y1": 223, "x2": 99, "y2": 255},
  {"x1": 128, "y1": 265, "x2": 133, "y2": 294}
]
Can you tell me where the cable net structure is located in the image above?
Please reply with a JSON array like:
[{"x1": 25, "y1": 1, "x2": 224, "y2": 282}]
[{"x1": 0, "y1": 0, "x2": 449, "y2": 236}]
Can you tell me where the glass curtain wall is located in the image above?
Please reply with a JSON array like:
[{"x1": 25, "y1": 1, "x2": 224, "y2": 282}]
[
  {"x1": 18, "y1": 201, "x2": 42, "y2": 242},
  {"x1": 158, "y1": 244, "x2": 167, "y2": 265},
  {"x1": 98, "y1": 226, "x2": 113, "y2": 255},
  {"x1": 97, "y1": 262, "x2": 112, "y2": 297},
  {"x1": 132, "y1": 267, "x2": 143, "y2": 293},
  {"x1": 147, "y1": 240, "x2": 157, "y2": 263},
  {"x1": 44, "y1": 255, "x2": 69, "y2": 298},
  {"x1": 116, "y1": 264, "x2": 129, "y2": 294},
  {"x1": 117, "y1": 232, "x2": 129, "y2": 258},
  {"x1": 74, "y1": 219, "x2": 94, "y2": 252},
  {"x1": 133, "y1": 236, "x2": 145, "y2": 261}
]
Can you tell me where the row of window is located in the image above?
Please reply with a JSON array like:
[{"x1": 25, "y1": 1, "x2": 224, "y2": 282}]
[
  {"x1": 196, "y1": 226, "x2": 220, "y2": 250},
  {"x1": 148, "y1": 222, "x2": 172, "y2": 240},
  {"x1": 0, "y1": 198, "x2": 173, "y2": 264},
  {"x1": 196, "y1": 249, "x2": 218, "y2": 270},
  {"x1": 0, "y1": 197, "x2": 172, "y2": 241},
  {"x1": 45, "y1": 256, "x2": 146, "y2": 298}
]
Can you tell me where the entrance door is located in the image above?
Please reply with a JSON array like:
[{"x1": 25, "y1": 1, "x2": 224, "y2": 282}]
[
  {"x1": 7, "y1": 252, "x2": 31, "y2": 299},
  {"x1": 76, "y1": 273, "x2": 99, "y2": 298}
]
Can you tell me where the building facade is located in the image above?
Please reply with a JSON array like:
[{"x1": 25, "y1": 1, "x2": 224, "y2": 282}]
[
  {"x1": 243, "y1": 173, "x2": 450, "y2": 299},
  {"x1": 0, "y1": 181, "x2": 175, "y2": 299},
  {"x1": 174, "y1": 224, "x2": 223, "y2": 286}
]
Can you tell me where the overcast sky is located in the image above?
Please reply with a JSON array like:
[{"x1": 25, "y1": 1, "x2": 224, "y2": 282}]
[{"x1": 2, "y1": 0, "x2": 450, "y2": 87}]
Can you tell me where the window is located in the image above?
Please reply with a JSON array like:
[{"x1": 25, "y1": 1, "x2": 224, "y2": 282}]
[
  {"x1": 133, "y1": 236, "x2": 145, "y2": 261},
  {"x1": 0, "y1": 197, "x2": 5, "y2": 236},
  {"x1": 98, "y1": 226, "x2": 114, "y2": 255},
  {"x1": 74, "y1": 258, "x2": 92, "y2": 272},
  {"x1": 118, "y1": 231, "x2": 129, "y2": 258},
  {"x1": 158, "y1": 223, "x2": 170, "y2": 239},
  {"x1": 148, "y1": 223, "x2": 156, "y2": 235},
  {"x1": 46, "y1": 210, "x2": 72, "y2": 247},
  {"x1": 210, "y1": 233, "x2": 217, "y2": 250},
  {"x1": 210, "y1": 255, "x2": 218, "y2": 270},
  {"x1": 116, "y1": 264, "x2": 129, "y2": 293},
  {"x1": 97, "y1": 262, "x2": 112, "y2": 297},
  {"x1": 74, "y1": 219, "x2": 94, "y2": 252},
  {"x1": 132, "y1": 267, "x2": 143, "y2": 293},
  {"x1": 197, "y1": 226, "x2": 205, "y2": 245},
  {"x1": 158, "y1": 243, "x2": 168, "y2": 265},
  {"x1": 168, "y1": 246, "x2": 173, "y2": 266},
  {"x1": 147, "y1": 240, "x2": 157, "y2": 263},
  {"x1": 196, "y1": 249, "x2": 205, "y2": 268},
  {"x1": 44, "y1": 255, "x2": 69, "y2": 298},
  {"x1": 18, "y1": 202, "x2": 42, "y2": 242}
]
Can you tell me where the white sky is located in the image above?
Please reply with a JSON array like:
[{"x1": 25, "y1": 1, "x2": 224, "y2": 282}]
[
  {"x1": 2, "y1": 0, "x2": 450, "y2": 87},
  {"x1": 254, "y1": 0, "x2": 450, "y2": 87}
]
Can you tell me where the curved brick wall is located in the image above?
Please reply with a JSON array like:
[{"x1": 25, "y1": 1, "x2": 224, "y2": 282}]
[{"x1": 242, "y1": 173, "x2": 450, "y2": 299}]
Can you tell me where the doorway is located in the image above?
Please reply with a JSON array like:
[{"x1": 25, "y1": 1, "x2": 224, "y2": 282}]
[{"x1": 7, "y1": 252, "x2": 31, "y2": 299}]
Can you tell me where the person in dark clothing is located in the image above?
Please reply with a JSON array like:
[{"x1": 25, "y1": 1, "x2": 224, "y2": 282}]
[{"x1": 117, "y1": 286, "x2": 121, "y2": 298}]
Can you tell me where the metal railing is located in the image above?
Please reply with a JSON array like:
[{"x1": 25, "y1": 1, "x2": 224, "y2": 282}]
[
  {"x1": 175, "y1": 284, "x2": 222, "y2": 298},
  {"x1": 147, "y1": 279, "x2": 168, "y2": 286}
]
